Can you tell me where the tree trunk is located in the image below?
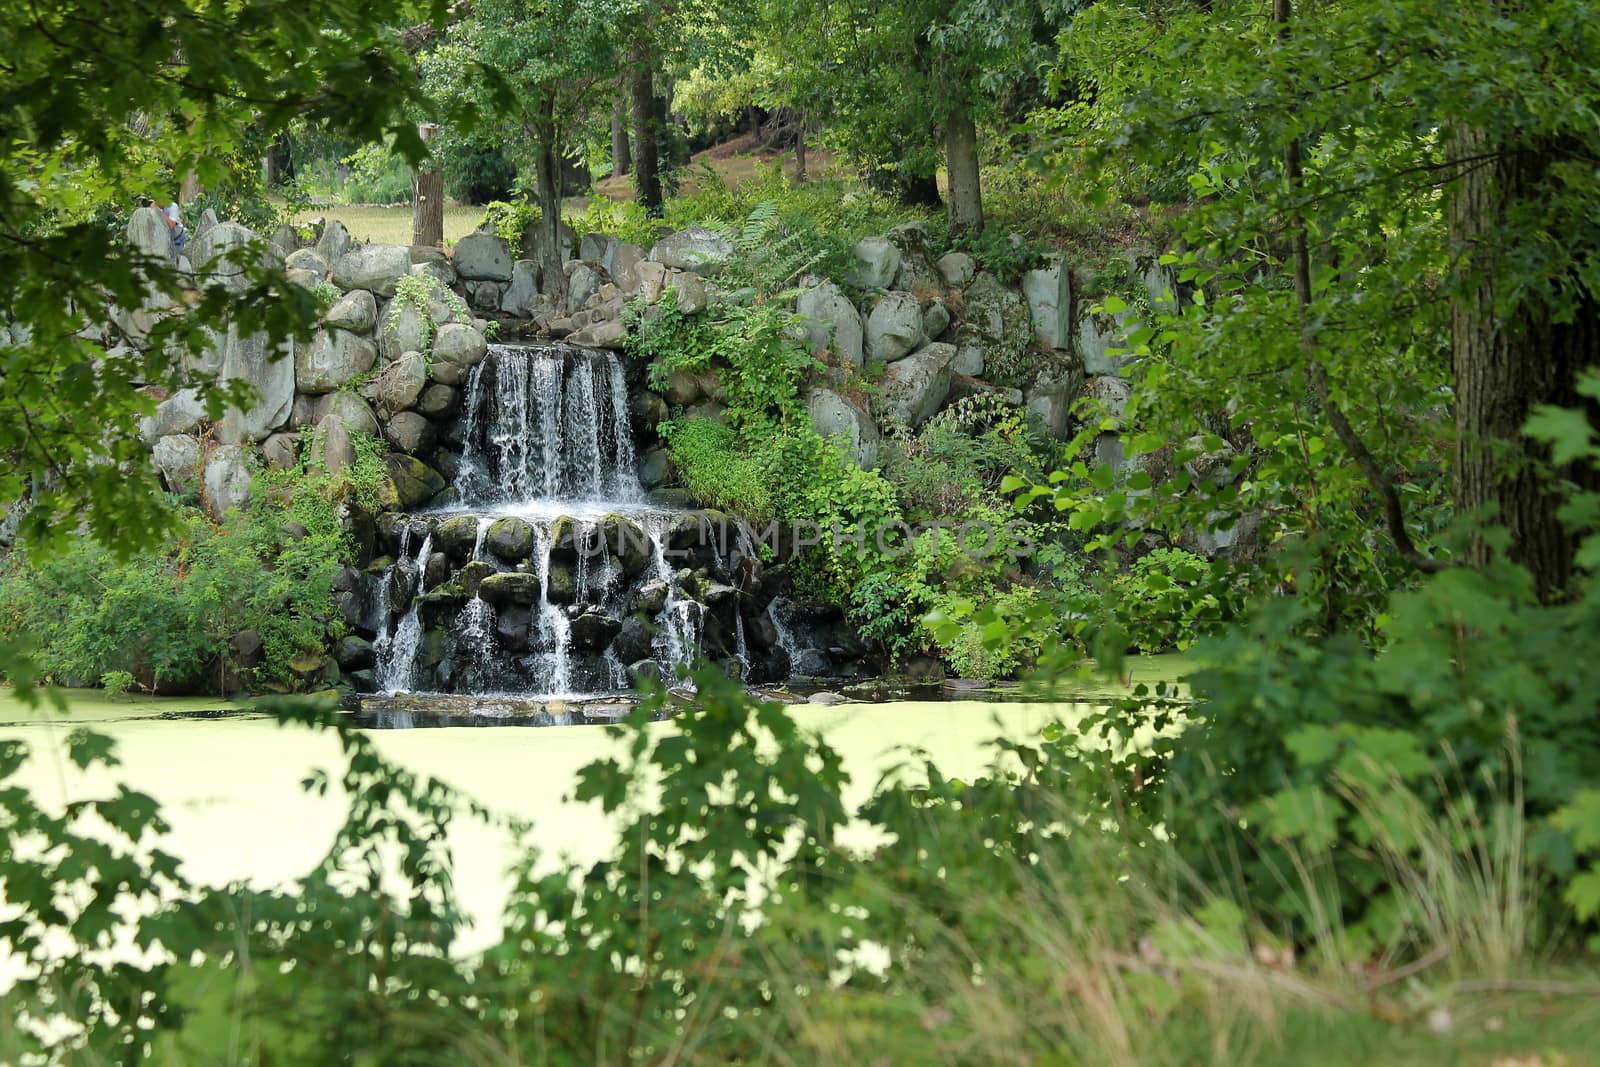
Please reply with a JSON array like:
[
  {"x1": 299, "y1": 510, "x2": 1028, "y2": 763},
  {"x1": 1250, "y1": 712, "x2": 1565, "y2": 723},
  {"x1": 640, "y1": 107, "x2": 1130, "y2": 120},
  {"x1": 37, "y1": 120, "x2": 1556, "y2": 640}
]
[
  {"x1": 534, "y1": 112, "x2": 567, "y2": 307},
  {"x1": 179, "y1": 171, "x2": 202, "y2": 205},
  {"x1": 631, "y1": 55, "x2": 663, "y2": 215},
  {"x1": 1448, "y1": 127, "x2": 1600, "y2": 600},
  {"x1": 412, "y1": 168, "x2": 444, "y2": 247},
  {"x1": 265, "y1": 131, "x2": 295, "y2": 187},
  {"x1": 611, "y1": 94, "x2": 631, "y2": 177},
  {"x1": 944, "y1": 112, "x2": 983, "y2": 235}
]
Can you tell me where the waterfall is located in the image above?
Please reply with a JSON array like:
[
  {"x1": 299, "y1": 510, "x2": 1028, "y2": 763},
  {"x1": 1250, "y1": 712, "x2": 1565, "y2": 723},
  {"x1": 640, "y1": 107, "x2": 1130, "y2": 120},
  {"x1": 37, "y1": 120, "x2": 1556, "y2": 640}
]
[
  {"x1": 375, "y1": 528, "x2": 433, "y2": 692},
  {"x1": 457, "y1": 344, "x2": 642, "y2": 507},
  {"x1": 768, "y1": 597, "x2": 805, "y2": 675}
]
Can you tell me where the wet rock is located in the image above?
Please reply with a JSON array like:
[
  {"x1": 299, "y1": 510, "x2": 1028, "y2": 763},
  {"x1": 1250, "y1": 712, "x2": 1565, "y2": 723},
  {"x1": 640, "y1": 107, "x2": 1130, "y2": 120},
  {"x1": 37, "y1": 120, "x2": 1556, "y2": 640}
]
[
  {"x1": 629, "y1": 659, "x2": 663, "y2": 684},
  {"x1": 570, "y1": 611, "x2": 622, "y2": 651},
  {"x1": 486, "y1": 516, "x2": 534, "y2": 561},
  {"x1": 384, "y1": 410, "x2": 435, "y2": 456},
  {"x1": 478, "y1": 572, "x2": 543, "y2": 606},
  {"x1": 612, "y1": 615, "x2": 655, "y2": 664},
  {"x1": 415, "y1": 383, "x2": 461, "y2": 419},
  {"x1": 434, "y1": 515, "x2": 484, "y2": 561},
  {"x1": 383, "y1": 454, "x2": 445, "y2": 508},
  {"x1": 638, "y1": 447, "x2": 675, "y2": 489},
  {"x1": 495, "y1": 604, "x2": 533, "y2": 651},
  {"x1": 546, "y1": 563, "x2": 576, "y2": 604},
  {"x1": 424, "y1": 551, "x2": 451, "y2": 591},
  {"x1": 335, "y1": 636, "x2": 376, "y2": 671},
  {"x1": 633, "y1": 579, "x2": 669, "y2": 616},
  {"x1": 601, "y1": 514, "x2": 651, "y2": 575},
  {"x1": 460, "y1": 560, "x2": 496, "y2": 599}
]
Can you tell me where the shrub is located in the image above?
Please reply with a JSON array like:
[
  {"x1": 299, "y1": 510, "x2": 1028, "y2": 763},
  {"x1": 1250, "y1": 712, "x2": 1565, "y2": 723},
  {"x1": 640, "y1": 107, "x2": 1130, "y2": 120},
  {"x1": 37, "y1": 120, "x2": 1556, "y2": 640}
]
[{"x1": 659, "y1": 417, "x2": 773, "y2": 521}]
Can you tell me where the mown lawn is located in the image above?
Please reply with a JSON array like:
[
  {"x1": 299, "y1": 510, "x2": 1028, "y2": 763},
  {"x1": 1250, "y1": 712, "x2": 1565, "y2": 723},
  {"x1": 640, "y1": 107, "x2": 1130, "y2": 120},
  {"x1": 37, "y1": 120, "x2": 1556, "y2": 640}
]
[{"x1": 295, "y1": 202, "x2": 486, "y2": 247}]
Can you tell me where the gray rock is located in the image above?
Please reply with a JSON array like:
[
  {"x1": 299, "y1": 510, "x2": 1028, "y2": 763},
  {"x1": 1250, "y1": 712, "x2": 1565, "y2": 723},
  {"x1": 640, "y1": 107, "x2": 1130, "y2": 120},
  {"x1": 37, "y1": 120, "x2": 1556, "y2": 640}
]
[
  {"x1": 1026, "y1": 363, "x2": 1088, "y2": 439},
  {"x1": 797, "y1": 282, "x2": 865, "y2": 367},
  {"x1": 315, "y1": 219, "x2": 352, "y2": 264},
  {"x1": 885, "y1": 223, "x2": 943, "y2": 295},
  {"x1": 331, "y1": 245, "x2": 411, "y2": 297},
  {"x1": 669, "y1": 271, "x2": 707, "y2": 314},
  {"x1": 936, "y1": 251, "x2": 976, "y2": 288},
  {"x1": 634, "y1": 260, "x2": 667, "y2": 303},
  {"x1": 639, "y1": 447, "x2": 675, "y2": 488},
  {"x1": 649, "y1": 226, "x2": 734, "y2": 275},
  {"x1": 1075, "y1": 310, "x2": 1132, "y2": 376},
  {"x1": 955, "y1": 272, "x2": 1033, "y2": 381},
  {"x1": 415, "y1": 383, "x2": 460, "y2": 419},
  {"x1": 922, "y1": 299, "x2": 952, "y2": 341},
  {"x1": 193, "y1": 208, "x2": 219, "y2": 242},
  {"x1": 313, "y1": 414, "x2": 357, "y2": 476},
  {"x1": 1086, "y1": 374, "x2": 1132, "y2": 421},
  {"x1": 806, "y1": 387, "x2": 881, "y2": 468},
  {"x1": 849, "y1": 236, "x2": 901, "y2": 289},
  {"x1": 261, "y1": 432, "x2": 299, "y2": 471},
  {"x1": 570, "y1": 319, "x2": 627, "y2": 349},
  {"x1": 429, "y1": 323, "x2": 487, "y2": 385},
  {"x1": 605, "y1": 242, "x2": 646, "y2": 292},
  {"x1": 191, "y1": 222, "x2": 260, "y2": 294},
  {"x1": 865, "y1": 291, "x2": 924, "y2": 362},
  {"x1": 453, "y1": 231, "x2": 514, "y2": 281},
  {"x1": 377, "y1": 351, "x2": 427, "y2": 412},
  {"x1": 579, "y1": 232, "x2": 616, "y2": 263},
  {"x1": 384, "y1": 411, "x2": 435, "y2": 455},
  {"x1": 486, "y1": 517, "x2": 534, "y2": 561},
  {"x1": 380, "y1": 300, "x2": 430, "y2": 362},
  {"x1": 324, "y1": 289, "x2": 377, "y2": 333},
  {"x1": 295, "y1": 328, "x2": 377, "y2": 394},
  {"x1": 384, "y1": 454, "x2": 445, "y2": 508},
  {"x1": 127, "y1": 206, "x2": 177, "y2": 266},
  {"x1": 879, "y1": 342, "x2": 957, "y2": 427},
  {"x1": 612, "y1": 615, "x2": 654, "y2": 664},
  {"x1": 951, "y1": 343, "x2": 985, "y2": 377},
  {"x1": 410, "y1": 259, "x2": 456, "y2": 290},
  {"x1": 317, "y1": 391, "x2": 380, "y2": 439},
  {"x1": 501, "y1": 260, "x2": 539, "y2": 316},
  {"x1": 633, "y1": 580, "x2": 669, "y2": 616},
  {"x1": 566, "y1": 264, "x2": 602, "y2": 314},
  {"x1": 215, "y1": 327, "x2": 296, "y2": 444},
  {"x1": 153, "y1": 434, "x2": 202, "y2": 493},
  {"x1": 139, "y1": 388, "x2": 207, "y2": 445},
  {"x1": 269, "y1": 224, "x2": 301, "y2": 259},
  {"x1": 202, "y1": 444, "x2": 253, "y2": 520},
  {"x1": 285, "y1": 248, "x2": 328, "y2": 276},
  {"x1": 1125, "y1": 248, "x2": 1176, "y2": 310},
  {"x1": 286, "y1": 268, "x2": 321, "y2": 290},
  {"x1": 1023, "y1": 259, "x2": 1072, "y2": 350},
  {"x1": 808, "y1": 691, "x2": 849, "y2": 705}
]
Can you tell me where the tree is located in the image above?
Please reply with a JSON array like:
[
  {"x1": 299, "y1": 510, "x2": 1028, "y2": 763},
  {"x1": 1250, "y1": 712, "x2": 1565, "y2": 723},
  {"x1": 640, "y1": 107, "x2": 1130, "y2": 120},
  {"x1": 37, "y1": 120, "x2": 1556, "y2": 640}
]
[{"x1": 0, "y1": 0, "x2": 437, "y2": 568}]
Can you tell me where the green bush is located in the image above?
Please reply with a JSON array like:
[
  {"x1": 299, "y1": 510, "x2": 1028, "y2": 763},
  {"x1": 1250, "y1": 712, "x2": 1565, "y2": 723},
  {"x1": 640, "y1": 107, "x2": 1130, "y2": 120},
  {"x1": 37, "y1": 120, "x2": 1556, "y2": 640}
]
[{"x1": 659, "y1": 417, "x2": 773, "y2": 521}]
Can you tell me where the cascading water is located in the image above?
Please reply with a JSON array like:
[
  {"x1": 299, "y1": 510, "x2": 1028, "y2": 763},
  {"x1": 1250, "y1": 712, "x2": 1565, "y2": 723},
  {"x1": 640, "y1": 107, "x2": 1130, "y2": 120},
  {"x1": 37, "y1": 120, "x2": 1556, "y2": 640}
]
[{"x1": 366, "y1": 342, "x2": 791, "y2": 698}]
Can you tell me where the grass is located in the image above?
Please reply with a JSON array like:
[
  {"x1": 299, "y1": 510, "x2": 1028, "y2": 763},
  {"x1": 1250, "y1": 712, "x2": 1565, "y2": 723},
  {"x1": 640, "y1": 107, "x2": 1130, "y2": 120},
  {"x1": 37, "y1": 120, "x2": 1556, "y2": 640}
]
[{"x1": 295, "y1": 201, "x2": 486, "y2": 247}]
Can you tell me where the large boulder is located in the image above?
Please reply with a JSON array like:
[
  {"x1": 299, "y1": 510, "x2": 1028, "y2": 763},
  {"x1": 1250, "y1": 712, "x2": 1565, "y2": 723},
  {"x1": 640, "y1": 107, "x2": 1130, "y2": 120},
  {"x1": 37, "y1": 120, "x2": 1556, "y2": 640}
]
[
  {"x1": 410, "y1": 258, "x2": 456, "y2": 290},
  {"x1": 865, "y1": 291, "x2": 924, "y2": 362},
  {"x1": 331, "y1": 245, "x2": 411, "y2": 297},
  {"x1": 152, "y1": 434, "x2": 201, "y2": 494},
  {"x1": 453, "y1": 231, "x2": 514, "y2": 282},
  {"x1": 566, "y1": 263, "x2": 602, "y2": 314},
  {"x1": 478, "y1": 572, "x2": 543, "y2": 606},
  {"x1": 295, "y1": 327, "x2": 378, "y2": 394},
  {"x1": 202, "y1": 445, "x2": 253, "y2": 520},
  {"x1": 879, "y1": 342, "x2": 957, "y2": 427},
  {"x1": 383, "y1": 453, "x2": 446, "y2": 508},
  {"x1": 1075, "y1": 309, "x2": 1133, "y2": 376},
  {"x1": 954, "y1": 272, "x2": 1032, "y2": 381},
  {"x1": 486, "y1": 517, "x2": 534, "y2": 562},
  {"x1": 649, "y1": 227, "x2": 734, "y2": 276},
  {"x1": 127, "y1": 206, "x2": 177, "y2": 266},
  {"x1": 215, "y1": 326, "x2": 296, "y2": 443},
  {"x1": 885, "y1": 222, "x2": 942, "y2": 296},
  {"x1": 1022, "y1": 259, "x2": 1072, "y2": 351},
  {"x1": 384, "y1": 411, "x2": 435, "y2": 456},
  {"x1": 1025, "y1": 361, "x2": 1088, "y2": 440},
  {"x1": 605, "y1": 242, "x2": 646, "y2": 292},
  {"x1": 285, "y1": 248, "x2": 328, "y2": 276},
  {"x1": 936, "y1": 251, "x2": 976, "y2": 288},
  {"x1": 797, "y1": 282, "x2": 865, "y2": 367},
  {"x1": 377, "y1": 351, "x2": 427, "y2": 413},
  {"x1": 501, "y1": 260, "x2": 539, "y2": 316},
  {"x1": 191, "y1": 222, "x2": 261, "y2": 294},
  {"x1": 138, "y1": 388, "x2": 207, "y2": 445},
  {"x1": 380, "y1": 300, "x2": 430, "y2": 362},
  {"x1": 848, "y1": 236, "x2": 901, "y2": 289},
  {"x1": 806, "y1": 387, "x2": 881, "y2": 469},
  {"x1": 316, "y1": 391, "x2": 379, "y2": 438},
  {"x1": 429, "y1": 323, "x2": 487, "y2": 385},
  {"x1": 313, "y1": 414, "x2": 357, "y2": 477},
  {"x1": 315, "y1": 219, "x2": 352, "y2": 263},
  {"x1": 324, "y1": 288, "x2": 377, "y2": 333},
  {"x1": 579, "y1": 232, "x2": 617, "y2": 263}
]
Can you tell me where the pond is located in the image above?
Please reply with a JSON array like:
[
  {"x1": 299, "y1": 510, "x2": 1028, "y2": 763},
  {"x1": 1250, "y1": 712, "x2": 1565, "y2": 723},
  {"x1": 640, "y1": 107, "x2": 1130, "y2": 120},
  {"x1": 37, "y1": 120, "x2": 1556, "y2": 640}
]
[{"x1": 0, "y1": 657, "x2": 1186, "y2": 957}]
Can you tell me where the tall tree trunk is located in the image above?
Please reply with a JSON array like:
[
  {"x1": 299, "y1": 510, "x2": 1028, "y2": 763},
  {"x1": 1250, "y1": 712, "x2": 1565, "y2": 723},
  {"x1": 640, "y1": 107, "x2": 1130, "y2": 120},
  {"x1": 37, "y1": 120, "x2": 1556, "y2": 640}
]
[
  {"x1": 412, "y1": 169, "x2": 443, "y2": 247},
  {"x1": 1448, "y1": 127, "x2": 1600, "y2": 600},
  {"x1": 534, "y1": 111, "x2": 567, "y2": 306},
  {"x1": 944, "y1": 112, "x2": 983, "y2": 235},
  {"x1": 631, "y1": 55, "x2": 663, "y2": 215},
  {"x1": 265, "y1": 131, "x2": 295, "y2": 187},
  {"x1": 793, "y1": 115, "x2": 808, "y2": 186},
  {"x1": 611, "y1": 94, "x2": 631, "y2": 177}
]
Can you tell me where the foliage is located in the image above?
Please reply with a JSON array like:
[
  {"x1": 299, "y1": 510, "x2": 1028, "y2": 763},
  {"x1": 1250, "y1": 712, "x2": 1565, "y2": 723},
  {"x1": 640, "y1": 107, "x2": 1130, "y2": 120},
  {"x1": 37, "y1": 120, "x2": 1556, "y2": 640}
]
[
  {"x1": 659, "y1": 416, "x2": 774, "y2": 521},
  {"x1": 386, "y1": 272, "x2": 468, "y2": 355},
  {"x1": 339, "y1": 142, "x2": 416, "y2": 203},
  {"x1": 1106, "y1": 547, "x2": 1216, "y2": 654},
  {"x1": 480, "y1": 197, "x2": 540, "y2": 245},
  {"x1": 445, "y1": 144, "x2": 518, "y2": 204}
]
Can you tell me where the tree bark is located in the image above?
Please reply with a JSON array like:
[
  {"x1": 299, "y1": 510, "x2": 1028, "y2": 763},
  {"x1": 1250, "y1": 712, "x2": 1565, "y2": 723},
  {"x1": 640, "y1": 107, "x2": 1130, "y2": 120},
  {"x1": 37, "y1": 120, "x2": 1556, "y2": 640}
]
[
  {"x1": 265, "y1": 131, "x2": 295, "y2": 187},
  {"x1": 534, "y1": 109, "x2": 567, "y2": 306},
  {"x1": 611, "y1": 93, "x2": 631, "y2": 177},
  {"x1": 630, "y1": 56, "x2": 663, "y2": 215},
  {"x1": 1448, "y1": 127, "x2": 1600, "y2": 600},
  {"x1": 412, "y1": 168, "x2": 444, "y2": 247},
  {"x1": 944, "y1": 112, "x2": 983, "y2": 235}
]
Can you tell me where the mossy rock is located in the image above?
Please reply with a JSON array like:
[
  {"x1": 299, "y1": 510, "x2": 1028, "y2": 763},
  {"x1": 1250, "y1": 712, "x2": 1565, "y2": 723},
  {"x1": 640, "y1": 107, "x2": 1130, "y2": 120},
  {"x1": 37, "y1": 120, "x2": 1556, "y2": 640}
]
[{"x1": 486, "y1": 516, "x2": 534, "y2": 562}]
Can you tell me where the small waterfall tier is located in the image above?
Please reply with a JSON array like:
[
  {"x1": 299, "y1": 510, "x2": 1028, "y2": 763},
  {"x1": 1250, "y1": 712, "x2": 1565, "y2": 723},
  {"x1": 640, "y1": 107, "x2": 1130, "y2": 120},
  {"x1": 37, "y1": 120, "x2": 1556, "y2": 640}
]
[{"x1": 359, "y1": 343, "x2": 834, "y2": 697}]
